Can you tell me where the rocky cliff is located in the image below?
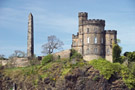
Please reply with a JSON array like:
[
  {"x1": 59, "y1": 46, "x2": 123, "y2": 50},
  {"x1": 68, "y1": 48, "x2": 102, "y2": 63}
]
[{"x1": 0, "y1": 58, "x2": 131, "y2": 90}]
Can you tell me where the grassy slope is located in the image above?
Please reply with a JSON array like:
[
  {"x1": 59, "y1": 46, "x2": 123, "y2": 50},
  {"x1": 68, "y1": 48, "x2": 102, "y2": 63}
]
[{"x1": 1, "y1": 58, "x2": 135, "y2": 89}]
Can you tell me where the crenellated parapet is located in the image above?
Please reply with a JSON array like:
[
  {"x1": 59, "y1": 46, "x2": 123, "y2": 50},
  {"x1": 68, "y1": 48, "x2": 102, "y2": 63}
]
[
  {"x1": 78, "y1": 12, "x2": 88, "y2": 17},
  {"x1": 83, "y1": 19, "x2": 105, "y2": 26},
  {"x1": 105, "y1": 30, "x2": 117, "y2": 34},
  {"x1": 72, "y1": 33, "x2": 79, "y2": 39}
]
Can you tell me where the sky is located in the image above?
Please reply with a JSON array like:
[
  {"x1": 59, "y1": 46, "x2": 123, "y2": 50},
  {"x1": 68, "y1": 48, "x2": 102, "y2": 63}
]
[{"x1": 0, "y1": 0, "x2": 135, "y2": 58}]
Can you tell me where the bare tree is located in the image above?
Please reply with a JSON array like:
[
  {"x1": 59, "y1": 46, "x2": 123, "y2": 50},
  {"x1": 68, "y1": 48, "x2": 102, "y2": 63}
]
[
  {"x1": 42, "y1": 35, "x2": 64, "y2": 54},
  {"x1": 9, "y1": 50, "x2": 26, "y2": 59},
  {"x1": 0, "y1": 54, "x2": 5, "y2": 60}
]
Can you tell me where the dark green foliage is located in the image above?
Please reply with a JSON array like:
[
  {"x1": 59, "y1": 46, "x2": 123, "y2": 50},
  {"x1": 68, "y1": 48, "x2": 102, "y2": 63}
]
[
  {"x1": 124, "y1": 52, "x2": 135, "y2": 62},
  {"x1": 89, "y1": 59, "x2": 135, "y2": 89},
  {"x1": 128, "y1": 62, "x2": 135, "y2": 76},
  {"x1": 41, "y1": 54, "x2": 53, "y2": 65},
  {"x1": 112, "y1": 44, "x2": 122, "y2": 63},
  {"x1": 117, "y1": 56, "x2": 126, "y2": 64},
  {"x1": 70, "y1": 49, "x2": 83, "y2": 59}
]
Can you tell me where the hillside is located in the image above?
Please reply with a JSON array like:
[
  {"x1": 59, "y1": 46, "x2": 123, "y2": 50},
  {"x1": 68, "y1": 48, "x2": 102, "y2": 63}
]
[{"x1": 1, "y1": 54, "x2": 135, "y2": 90}]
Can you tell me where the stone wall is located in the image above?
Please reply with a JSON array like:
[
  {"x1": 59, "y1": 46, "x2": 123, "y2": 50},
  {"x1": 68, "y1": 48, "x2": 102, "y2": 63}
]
[
  {"x1": 53, "y1": 49, "x2": 71, "y2": 59},
  {"x1": 0, "y1": 58, "x2": 30, "y2": 67}
]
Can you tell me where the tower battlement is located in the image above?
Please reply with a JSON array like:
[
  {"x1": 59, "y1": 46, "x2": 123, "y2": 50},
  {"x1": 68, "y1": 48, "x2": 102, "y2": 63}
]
[
  {"x1": 78, "y1": 12, "x2": 88, "y2": 17},
  {"x1": 72, "y1": 33, "x2": 79, "y2": 39},
  {"x1": 83, "y1": 19, "x2": 105, "y2": 26},
  {"x1": 105, "y1": 30, "x2": 117, "y2": 34}
]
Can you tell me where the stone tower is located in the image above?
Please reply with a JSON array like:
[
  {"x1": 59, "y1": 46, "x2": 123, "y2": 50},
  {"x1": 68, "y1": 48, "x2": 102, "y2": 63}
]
[
  {"x1": 72, "y1": 12, "x2": 117, "y2": 62},
  {"x1": 27, "y1": 13, "x2": 34, "y2": 59}
]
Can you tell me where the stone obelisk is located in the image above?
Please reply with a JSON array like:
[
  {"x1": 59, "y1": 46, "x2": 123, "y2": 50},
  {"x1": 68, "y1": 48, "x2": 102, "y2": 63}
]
[{"x1": 27, "y1": 13, "x2": 34, "y2": 59}]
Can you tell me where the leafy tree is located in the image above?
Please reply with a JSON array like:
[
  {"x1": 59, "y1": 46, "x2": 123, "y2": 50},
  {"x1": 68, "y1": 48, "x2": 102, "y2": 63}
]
[
  {"x1": 112, "y1": 43, "x2": 122, "y2": 63},
  {"x1": 117, "y1": 39, "x2": 121, "y2": 44},
  {"x1": 128, "y1": 62, "x2": 135, "y2": 76},
  {"x1": 42, "y1": 35, "x2": 64, "y2": 55},
  {"x1": 9, "y1": 50, "x2": 26, "y2": 59},
  {"x1": 124, "y1": 52, "x2": 135, "y2": 62}
]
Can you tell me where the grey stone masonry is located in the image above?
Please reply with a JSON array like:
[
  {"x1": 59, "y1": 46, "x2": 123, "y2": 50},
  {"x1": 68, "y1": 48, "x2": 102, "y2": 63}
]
[
  {"x1": 27, "y1": 13, "x2": 34, "y2": 59},
  {"x1": 72, "y1": 12, "x2": 117, "y2": 62}
]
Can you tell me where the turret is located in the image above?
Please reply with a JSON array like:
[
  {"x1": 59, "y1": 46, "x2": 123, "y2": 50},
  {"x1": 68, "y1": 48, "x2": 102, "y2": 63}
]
[{"x1": 78, "y1": 12, "x2": 88, "y2": 26}]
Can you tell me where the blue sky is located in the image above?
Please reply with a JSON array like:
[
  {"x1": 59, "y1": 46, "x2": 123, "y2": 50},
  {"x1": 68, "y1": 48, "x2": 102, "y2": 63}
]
[{"x1": 0, "y1": 0, "x2": 135, "y2": 57}]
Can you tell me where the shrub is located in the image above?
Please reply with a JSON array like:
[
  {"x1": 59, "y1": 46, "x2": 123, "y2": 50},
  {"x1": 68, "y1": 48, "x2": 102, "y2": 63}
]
[
  {"x1": 89, "y1": 59, "x2": 135, "y2": 89},
  {"x1": 41, "y1": 54, "x2": 53, "y2": 65},
  {"x1": 70, "y1": 49, "x2": 83, "y2": 59}
]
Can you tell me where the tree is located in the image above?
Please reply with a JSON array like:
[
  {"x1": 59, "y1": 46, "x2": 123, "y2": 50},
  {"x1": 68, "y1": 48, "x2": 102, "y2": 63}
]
[
  {"x1": 0, "y1": 54, "x2": 5, "y2": 60},
  {"x1": 9, "y1": 50, "x2": 26, "y2": 59},
  {"x1": 42, "y1": 35, "x2": 64, "y2": 54},
  {"x1": 124, "y1": 52, "x2": 135, "y2": 62},
  {"x1": 112, "y1": 43, "x2": 122, "y2": 63}
]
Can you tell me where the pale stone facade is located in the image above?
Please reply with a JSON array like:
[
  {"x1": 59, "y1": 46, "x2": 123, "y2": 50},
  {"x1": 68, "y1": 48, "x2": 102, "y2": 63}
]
[
  {"x1": 27, "y1": 13, "x2": 34, "y2": 59},
  {"x1": 72, "y1": 12, "x2": 117, "y2": 62}
]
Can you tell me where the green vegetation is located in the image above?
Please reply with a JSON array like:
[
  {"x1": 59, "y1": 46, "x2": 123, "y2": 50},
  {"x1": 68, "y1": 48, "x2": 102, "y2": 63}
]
[
  {"x1": 112, "y1": 43, "x2": 122, "y2": 63},
  {"x1": 89, "y1": 59, "x2": 135, "y2": 89},
  {"x1": 1, "y1": 49, "x2": 85, "y2": 87},
  {"x1": 70, "y1": 49, "x2": 83, "y2": 59},
  {"x1": 41, "y1": 54, "x2": 53, "y2": 65},
  {"x1": 124, "y1": 52, "x2": 135, "y2": 62},
  {"x1": 1, "y1": 49, "x2": 135, "y2": 89}
]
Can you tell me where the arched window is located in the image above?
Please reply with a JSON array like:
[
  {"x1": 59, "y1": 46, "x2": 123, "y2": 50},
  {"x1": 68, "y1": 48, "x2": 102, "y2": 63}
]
[
  {"x1": 94, "y1": 36, "x2": 97, "y2": 44},
  {"x1": 87, "y1": 37, "x2": 90, "y2": 43},
  {"x1": 86, "y1": 48, "x2": 90, "y2": 54},
  {"x1": 94, "y1": 48, "x2": 98, "y2": 54}
]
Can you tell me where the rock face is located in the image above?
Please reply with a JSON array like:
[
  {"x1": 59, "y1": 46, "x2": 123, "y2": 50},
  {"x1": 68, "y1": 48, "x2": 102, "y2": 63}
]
[
  {"x1": 27, "y1": 13, "x2": 34, "y2": 59},
  {"x1": 0, "y1": 66, "x2": 129, "y2": 90}
]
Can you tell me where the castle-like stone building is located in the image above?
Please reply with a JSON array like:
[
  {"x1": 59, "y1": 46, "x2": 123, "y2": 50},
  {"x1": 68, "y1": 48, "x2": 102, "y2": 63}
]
[{"x1": 72, "y1": 12, "x2": 117, "y2": 62}]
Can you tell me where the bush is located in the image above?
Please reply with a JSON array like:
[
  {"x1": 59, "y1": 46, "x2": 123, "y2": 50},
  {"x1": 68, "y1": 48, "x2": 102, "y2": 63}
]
[
  {"x1": 89, "y1": 59, "x2": 135, "y2": 89},
  {"x1": 70, "y1": 49, "x2": 83, "y2": 59},
  {"x1": 41, "y1": 54, "x2": 53, "y2": 65}
]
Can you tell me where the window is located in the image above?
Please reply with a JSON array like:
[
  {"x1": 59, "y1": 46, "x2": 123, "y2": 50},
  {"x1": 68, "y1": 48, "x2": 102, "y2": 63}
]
[
  {"x1": 87, "y1": 37, "x2": 90, "y2": 43},
  {"x1": 86, "y1": 48, "x2": 90, "y2": 54},
  {"x1": 94, "y1": 48, "x2": 98, "y2": 54},
  {"x1": 101, "y1": 38, "x2": 103, "y2": 44},
  {"x1": 107, "y1": 48, "x2": 110, "y2": 54},
  {"x1": 94, "y1": 36, "x2": 97, "y2": 44},
  {"x1": 87, "y1": 28, "x2": 89, "y2": 33},
  {"x1": 110, "y1": 39, "x2": 112, "y2": 44}
]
